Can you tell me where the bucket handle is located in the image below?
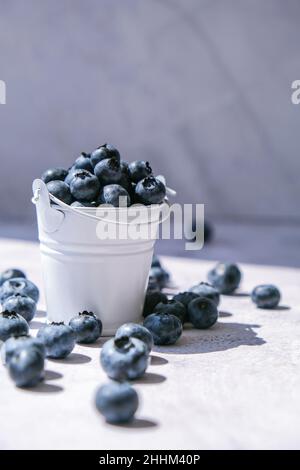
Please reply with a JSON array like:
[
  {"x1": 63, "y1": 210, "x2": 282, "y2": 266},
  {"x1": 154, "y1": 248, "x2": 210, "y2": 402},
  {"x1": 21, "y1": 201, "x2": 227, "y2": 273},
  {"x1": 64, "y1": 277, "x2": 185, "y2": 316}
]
[{"x1": 32, "y1": 179, "x2": 173, "y2": 227}]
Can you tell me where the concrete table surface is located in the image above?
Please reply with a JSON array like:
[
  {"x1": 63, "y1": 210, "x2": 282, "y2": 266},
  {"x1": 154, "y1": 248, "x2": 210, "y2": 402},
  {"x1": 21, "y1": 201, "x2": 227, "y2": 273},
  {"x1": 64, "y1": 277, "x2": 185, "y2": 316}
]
[{"x1": 0, "y1": 238, "x2": 300, "y2": 450}]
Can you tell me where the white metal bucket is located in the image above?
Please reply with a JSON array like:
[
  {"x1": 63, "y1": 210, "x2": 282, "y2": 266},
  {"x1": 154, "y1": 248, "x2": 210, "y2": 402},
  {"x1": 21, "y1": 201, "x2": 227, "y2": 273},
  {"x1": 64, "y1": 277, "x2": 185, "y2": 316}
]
[{"x1": 32, "y1": 179, "x2": 170, "y2": 335}]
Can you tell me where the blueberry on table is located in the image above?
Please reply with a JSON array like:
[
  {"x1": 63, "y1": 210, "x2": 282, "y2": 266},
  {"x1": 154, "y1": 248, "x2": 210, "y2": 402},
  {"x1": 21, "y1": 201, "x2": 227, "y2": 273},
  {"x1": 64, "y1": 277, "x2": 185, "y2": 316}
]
[
  {"x1": 120, "y1": 160, "x2": 130, "y2": 176},
  {"x1": 100, "y1": 336, "x2": 149, "y2": 381},
  {"x1": 0, "y1": 277, "x2": 39, "y2": 303},
  {"x1": 128, "y1": 161, "x2": 152, "y2": 183},
  {"x1": 90, "y1": 144, "x2": 120, "y2": 167},
  {"x1": 173, "y1": 291, "x2": 199, "y2": 308},
  {"x1": 115, "y1": 323, "x2": 154, "y2": 353},
  {"x1": 0, "y1": 311, "x2": 29, "y2": 342},
  {"x1": 2, "y1": 334, "x2": 45, "y2": 365},
  {"x1": 69, "y1": 311, "x2": 102, "y2": 344},
  {"x1": 73, "y1": 152, "x2": 93, "y2": 172},
  {"x1": 251, "y1": 284, "x2": 281, "y2": 309},
  {"x1": 188, "y1": 282, "x2": 220, "y2": 307},
  {"x1": 135, "y1": 176, "x2": 166, "y2": 205},
  {"x1": 154, "y1": 300, "x2": 186, "y2": 323},
  {"x1": 8, "y1": 347, "x2": 44, "y2": 388},
  {"x1": 94, "y1": 158, "x2": 123, "y2": 186},
  {"x1": 149, "y1": 266, "x2": 170, "y2": 289},
  {"x1": 143, "y1": 313, "x2": 182, "y2": 346},
  {"x1": 97, "y1": 184, "x2": 131, "y2": 207},
  {"x1": 188, "y1": 297, "x2": 218, "y2": 329},
  {"x1": 70, "y1": 169, "x2": 100, "y2": 202},
  {"x1": 95, "y1": 381, "x2": 138, "y2": 424},
  {"x1": 208, "y1": 262, "x2": 241, "y2": 295},
  {"x1": 3, "y1": 294, "x2": 36, "y2": 322},
  {"x1": 41, "y1": 168, "x2": 68, "y2": 184},
  {"x1": 47, "y1": 180, "x2": 73, "y2": 205},
  {"x1": 151, "y1": 255, "x2": 161, "y2": 268},
  {"x1": 0, "y1": 268, "x2": 26, "y2": 287},
  {"x1": 143, "y1": 290, "x2": 168, "y2": 317},
  {"x1": 37, "y1": 322, "x2": 76, "y2": 359}
]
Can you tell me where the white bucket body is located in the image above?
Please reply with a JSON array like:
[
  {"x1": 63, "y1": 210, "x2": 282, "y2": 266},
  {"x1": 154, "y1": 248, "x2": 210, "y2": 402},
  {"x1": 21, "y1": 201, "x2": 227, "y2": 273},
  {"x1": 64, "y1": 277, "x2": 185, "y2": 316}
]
[{"x1": 32, "y1": 179, "x2": 167, "y2": 335}]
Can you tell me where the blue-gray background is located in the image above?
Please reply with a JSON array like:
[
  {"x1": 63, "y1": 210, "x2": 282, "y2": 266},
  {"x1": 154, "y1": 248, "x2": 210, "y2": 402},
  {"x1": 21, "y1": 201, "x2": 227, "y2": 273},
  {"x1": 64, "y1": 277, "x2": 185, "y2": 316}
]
[{"x1": 0, "y1": 0, "x2": 299, "y2": 266}]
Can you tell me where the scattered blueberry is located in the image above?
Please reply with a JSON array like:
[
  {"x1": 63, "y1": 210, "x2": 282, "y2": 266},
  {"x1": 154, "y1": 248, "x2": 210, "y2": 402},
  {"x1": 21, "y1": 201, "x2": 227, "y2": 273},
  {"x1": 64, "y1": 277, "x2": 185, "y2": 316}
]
[
  {"x1": 115, "y1": 323, "x2": 153, "y2": 353},
  {"x1": 188, "y1": 282, "x2": 220, "y2": 307},
  {"x1": 149, "y1": 266, "x2": 170, "y2": 289},
  {"x1": 69, "y1": 311, "x2": 102, "y2": 344},
  {"x1": 208, "y1": 262, "x2": 241, "y2": 295},
  {"x1": 188, "y1": 297, "x2": 218, "y2": 329},
  {"x1": 47, "y1": 180, "x2": 73, "y2": 205},
  {"x1": 173, "y1": 291, "x2": 199, "y2": 309},
  {"x1": 37, "y1": 322, "x2": 76, "y2": 359},
  {"x1": 120, "y1": 160, "x2": 130, "y2": 176},
  {"x1": 151, "y1": 255, "x2": 161, "y2": 268},
  {"x1": 2, "y1": 334, "x2": 45, "y2": 365},
  {"x1": 0, "y1": 268, "x2": 26, "y2": 287},
  {"x1": 90, "y1": 144, "x2": 120, "y2": 167},
  {"x1": 143, "y1": 290, "x2": 168, "y2": 317},
  {"x1": 154, "y1": 300, "x2": 186, "y2": 323},
  {"x1": 94, "y1": 158, "x2": 123, "y2": 186},
  {"x1": 135, "y1": 176, "x2": 166, "y2": 205},
  {"x1": 95, "y1": 381, "x2": 138, "y2": 424},
  {"x1": 0, "y1": 311, "x2": 29, "y2": 342},
  {"x1": 3, "y1": 294, "x2": 36, "y2": 322},
  {"x1": 0, "y1": 277, "x2": 39, "y2": 303},
  {"x1": 41, "y1": 168, "x2": 68, "y2": 184},
  {"x1": 73, "y1": 152, "x2": 93, "y2": 172},
  {"x1": 128, "y1": 161, "x2": 152, "y2": 183},
  {"x1": 98, "y1": 184, "x2": 131, "y2": 207},
  {"x1": 251, "y1": 284, "x2": 281, "y2": 309},
  {"x1": 143, "y1": 313, "x2": 182, "y2": 345},
  {"x1": 70, "y1": 170, "x2": 100, "y2": 202},
  {"x1": 100, "y1": 336, "x2": 149, "y2": 381},
  {"x1": 8, "y1": 347, "x2": 44, "y2": 388}
]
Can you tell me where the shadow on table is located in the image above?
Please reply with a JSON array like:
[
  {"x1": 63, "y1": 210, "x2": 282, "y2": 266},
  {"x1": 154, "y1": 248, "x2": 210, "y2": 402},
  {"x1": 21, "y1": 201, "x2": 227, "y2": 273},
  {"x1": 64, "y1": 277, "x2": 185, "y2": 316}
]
[
  {"x1": 23, "y1": 382, "x2": 63, "y2": 394},
  {"x1": 48, "y1": 352, "x2": 91, "y2": 364},
  {"x1": 134, "y1": 372, "x2": 166, "y2": 385},
  {"x1": 154, "y1": 321, "x2": 266, "y2": 355},
  {"x1": 111, "y1": 418, "x2": 158, "y2": 429}
]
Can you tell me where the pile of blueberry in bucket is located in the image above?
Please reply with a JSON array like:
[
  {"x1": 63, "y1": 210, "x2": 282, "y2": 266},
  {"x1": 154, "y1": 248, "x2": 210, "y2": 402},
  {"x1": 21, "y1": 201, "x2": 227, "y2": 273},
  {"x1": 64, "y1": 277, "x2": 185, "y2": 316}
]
[
  {"x1": 0, "y1": 259, "x2": 282, "y2": 424},
  {"x1": 41, "y1": 143, "x2": 167, "y2": 207}
]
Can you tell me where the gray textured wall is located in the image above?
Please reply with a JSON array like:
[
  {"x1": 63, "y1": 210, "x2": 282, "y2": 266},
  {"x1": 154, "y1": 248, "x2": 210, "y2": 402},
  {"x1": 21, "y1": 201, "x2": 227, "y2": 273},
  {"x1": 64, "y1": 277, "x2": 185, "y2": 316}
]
[{"x1": 0, "y1": 0, "x2": 300, "y2": 224}]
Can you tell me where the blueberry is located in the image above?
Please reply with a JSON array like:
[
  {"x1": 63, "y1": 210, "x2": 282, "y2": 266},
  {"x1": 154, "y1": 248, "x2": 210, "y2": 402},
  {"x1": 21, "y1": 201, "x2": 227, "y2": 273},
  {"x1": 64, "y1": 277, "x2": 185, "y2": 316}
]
[
  {"x1": 135, "y1": 176, "x2": 166, "y2": 205},
  {"x1": 188, "y1": 282, "x2": 220, "y2": 307},
  {"x1": 2, "y1": 334, "x2": 45, "y2": 365},
  {"x1": 41, "y1": 168, "x2": 68, "y2": 184},
  {"x1": 188, "y1": 297, "x2": 218, "y2": 329},
  {"x1": 73, "y1": 152, "x2": 93, "y2": 172},
  {"x1": 0, "y1": 268, "x2": 26, "y2": 287},
  {"x1": 47, "y1": 180, "x2": 73, "y2": 205},
  {"x1": 37, "y1": 322, "x2": 76, "y2": 359},
  {"x1": 128, "y1": 161, "x2": 152, "y2": 183},
  {"x1": 95, "y1": 381, "x2": 138, "y2": 424},
  {"x1": 8, "y1": 347, "x2": 44, "y2": 388},
  {"x1": 94, "y1": 158, "x2": 123, "y2": 186},
  {"x1": 115, "y1": 323, "x2": 153, "y2": 353},
  {"x1": 100, "y1": 336, "x2": 149, "y2": 381},
  {"x1": 70, "y1": 170, "x2": 100, "y2": 202},
  {"x1": 0, "y1": 311, "x2": 29, "y2": 342},
  {"x1": 251, "y1": 284, "x2": 281, "y2": 309},
  {"x1": 90, "y1": 144, "x2": 121, "y2": 167},
  {"x1": 64, "y1": 166, "x2": 77, "y2": 185},
  {"x1": 143, "y1": 313, "x2": 182, "y2": 345},
  {"x1": 149, "y1": 266, "x2": 170, "y2": 289},
  {"x1": 151, "y1": 255, "x2": 161, "y2": 268},
  {"x1": 154, "y1": 300, "x2": 186, "y2": 323},
  {"x1": 143, "y1": 290, "x2": 168, "y2": 317},
  {"x1": 120, "y1": 160, "x2": 130, "y2": 176},
  {"x1": 98, "y1": 184, "x2": 130, "y2": 207},
  {"x1": 208, "y1": 262, "x2": 241, "y2": 294},
  {"x1": 69, "y1": 311, "x2": 102, "y2": 344},
  {"x1": 0, "y1": 277, "x2": 39, "y2": 303},
  {"x1": 3, "y1": 294, "x2": 36, "y2": 322},
  {"x1": 173, "y1": 291, "x2": 199, "y2": 308}
]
